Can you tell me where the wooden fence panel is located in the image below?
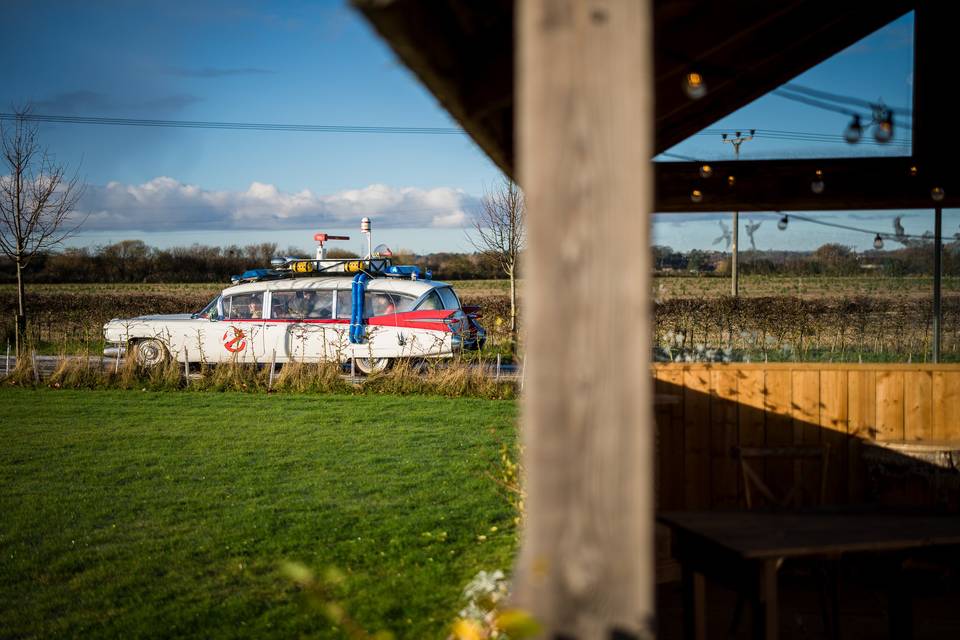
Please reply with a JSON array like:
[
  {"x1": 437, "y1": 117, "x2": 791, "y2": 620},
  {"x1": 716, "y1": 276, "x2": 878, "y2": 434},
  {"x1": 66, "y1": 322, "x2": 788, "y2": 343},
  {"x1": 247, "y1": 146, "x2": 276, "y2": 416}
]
[
  {"x1": 651, "y1": 363, "x2": 960, "y2": 511},
  {"x1": 904, "y1": 371, "x2": 933, "y2": 441},
  {"x1": 710, "y1": 369, "x2": 739, "y2": 508},
  {"x1": 654, "y1": 368, "x2": 685, "y2": 510},
  {"x1": 765, "y1": 370, "x2": 794, "y2": 504},
  {"x1": 933, "y1": 371, "x2": 960, "y2": 441},
  {"x1": 683, "y1": 368, "x2": 712, "y2": 509},
  {"x1": 876, "y1": 371, "x2": 905, "y2": 441},
  {"x1": 847, "y1": 369, "x2": 876, "y2": 503},
  {"x1": 792, "y1": 370, "x2": 821, "y2": 505},
  {"x1": 819, "y1": 370, "x2": 848, "y2": 505}
]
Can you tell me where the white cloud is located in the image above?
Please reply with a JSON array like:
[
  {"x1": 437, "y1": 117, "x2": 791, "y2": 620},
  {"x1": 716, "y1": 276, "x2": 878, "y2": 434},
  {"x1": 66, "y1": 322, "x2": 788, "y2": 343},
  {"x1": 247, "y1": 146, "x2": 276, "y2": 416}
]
[{"x1": 76, "y1": 177, "x2": 479, "y2": 232}]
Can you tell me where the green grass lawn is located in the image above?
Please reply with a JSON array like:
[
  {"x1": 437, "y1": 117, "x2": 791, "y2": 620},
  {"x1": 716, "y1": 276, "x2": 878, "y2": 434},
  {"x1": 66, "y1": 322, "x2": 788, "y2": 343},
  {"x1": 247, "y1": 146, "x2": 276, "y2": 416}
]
[{"x1": 0, "y1": 389, "x2": 518, "y2": 639}]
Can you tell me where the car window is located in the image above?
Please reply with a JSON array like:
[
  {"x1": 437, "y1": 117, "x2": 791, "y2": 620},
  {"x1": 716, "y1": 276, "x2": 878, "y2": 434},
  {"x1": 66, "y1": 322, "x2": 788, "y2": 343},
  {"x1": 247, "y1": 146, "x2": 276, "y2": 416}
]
[
  {"x1": 415, "y1": 290, "x2": 443, "y2": 311},
  {"x1": 270, "y1": 290, "x2": 333, "y2": 320},
  {"x1": 336, "y1": 290, "x2": 352, "y2": 319},
  {"x1": 196, "y1": 295, "x2": 220, "y2": 319},
  {"x1": 364, "y1": 292, "x2": 416, "y2": 318},
  {"x1": 337, "y1": 290, "x2": 417, "y2": 318},
  {"x1": 437, "y1": 287, "x2": 461, "y2": 310},
  {"x1": 223, "y1": 292, "x2": 264, "y2": 320}
]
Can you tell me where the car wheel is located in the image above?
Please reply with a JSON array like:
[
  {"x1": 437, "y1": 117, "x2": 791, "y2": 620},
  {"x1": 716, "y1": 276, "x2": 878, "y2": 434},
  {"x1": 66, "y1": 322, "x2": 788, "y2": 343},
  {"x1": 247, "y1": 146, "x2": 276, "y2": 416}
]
[
  {"x1": 132, "y1": 338, "x2": 168, "y2": 368},
  {"x1": 354, "y1": 357, "x2": 391, "y2": 375}
]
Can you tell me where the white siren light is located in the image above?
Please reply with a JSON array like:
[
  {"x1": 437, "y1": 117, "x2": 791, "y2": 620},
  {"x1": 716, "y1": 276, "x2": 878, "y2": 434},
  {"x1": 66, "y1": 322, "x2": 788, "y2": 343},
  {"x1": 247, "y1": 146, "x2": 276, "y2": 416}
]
[{"x1": 361, "y1": 217, "x2": 372, "y2": 257}]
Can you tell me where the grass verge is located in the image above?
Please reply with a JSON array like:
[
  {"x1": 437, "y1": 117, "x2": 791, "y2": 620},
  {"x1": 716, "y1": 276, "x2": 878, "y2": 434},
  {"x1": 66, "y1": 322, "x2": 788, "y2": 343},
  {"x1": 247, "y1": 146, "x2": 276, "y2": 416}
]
[{"x1": 0, "y1": 389, "x2": 518, "y2": 639}]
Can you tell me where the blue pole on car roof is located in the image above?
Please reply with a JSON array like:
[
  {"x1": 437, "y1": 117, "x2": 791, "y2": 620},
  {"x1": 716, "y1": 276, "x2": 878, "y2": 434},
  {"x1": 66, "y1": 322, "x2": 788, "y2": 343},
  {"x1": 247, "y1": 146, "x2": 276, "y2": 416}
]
[{"x1": 350, "y1": 273, "x2": 368, "y2": 344}]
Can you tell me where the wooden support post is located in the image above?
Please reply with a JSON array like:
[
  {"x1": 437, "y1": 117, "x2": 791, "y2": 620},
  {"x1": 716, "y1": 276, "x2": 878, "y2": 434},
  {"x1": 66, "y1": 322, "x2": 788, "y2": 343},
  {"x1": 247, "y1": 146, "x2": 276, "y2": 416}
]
[
  {"x1": 31, "y1": 350, "x2": 39, "y2": 383},
  {"x1": 4, "y1": 341, "x2": 9, "y2": 377},
  {"x1": 514, "y1": 2, "x2": 656, "y2": 637},
  {"x1": 184, "y1": 349, "x2": 190, "y2": 386}
]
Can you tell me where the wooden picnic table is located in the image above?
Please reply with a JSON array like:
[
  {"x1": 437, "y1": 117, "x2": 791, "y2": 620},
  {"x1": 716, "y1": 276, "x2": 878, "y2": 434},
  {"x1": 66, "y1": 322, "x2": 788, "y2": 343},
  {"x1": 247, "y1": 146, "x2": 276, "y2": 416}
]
[{"x1": 658, "y1": 510, "x2": 960, "y2": 640}]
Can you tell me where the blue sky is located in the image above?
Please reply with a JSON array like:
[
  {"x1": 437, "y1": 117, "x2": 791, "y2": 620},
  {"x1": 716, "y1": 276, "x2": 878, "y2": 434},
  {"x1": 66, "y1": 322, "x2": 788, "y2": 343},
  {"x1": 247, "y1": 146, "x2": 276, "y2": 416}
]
[{"x1": 2, "y1": 2, "x2": 946, "y2": 255}]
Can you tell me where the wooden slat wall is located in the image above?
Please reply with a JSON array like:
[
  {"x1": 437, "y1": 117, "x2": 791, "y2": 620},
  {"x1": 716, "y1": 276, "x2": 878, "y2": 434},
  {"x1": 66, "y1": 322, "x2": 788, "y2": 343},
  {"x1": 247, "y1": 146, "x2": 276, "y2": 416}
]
[{"x1": 652, "y1": 363, "x2": 960, "y2": 509}]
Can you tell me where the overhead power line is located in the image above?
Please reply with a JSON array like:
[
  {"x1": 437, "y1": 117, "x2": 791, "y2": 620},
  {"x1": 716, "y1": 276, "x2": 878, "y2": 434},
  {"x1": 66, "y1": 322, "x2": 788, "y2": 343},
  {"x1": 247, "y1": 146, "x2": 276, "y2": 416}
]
[
  {"x1": 783, "y1": 83, "x2": 912, "y2": 115},
  {"x1": 2, "y1": 113, "x2": 910, "y2": 146},
  {"x1": 0, "y1": 112, "x2": 464, "y2": 135}
]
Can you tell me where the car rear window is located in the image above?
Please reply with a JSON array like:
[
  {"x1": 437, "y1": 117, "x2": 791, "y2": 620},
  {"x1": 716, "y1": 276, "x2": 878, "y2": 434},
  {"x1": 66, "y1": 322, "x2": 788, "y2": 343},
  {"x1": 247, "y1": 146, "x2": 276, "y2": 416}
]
[
  {"x1": 415, "y1": 290, "x2": 443, "y2": 311},
  {"x1": 437, "y1": 287, "x2": 461, "y2": 310},
  {"x1": 337, "y1": 290, "x2": 416, "y2": 319}
]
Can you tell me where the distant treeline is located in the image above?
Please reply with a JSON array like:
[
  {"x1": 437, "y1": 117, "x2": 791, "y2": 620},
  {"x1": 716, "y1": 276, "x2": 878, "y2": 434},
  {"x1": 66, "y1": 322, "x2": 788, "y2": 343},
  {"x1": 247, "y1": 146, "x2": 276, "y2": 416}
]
[
  {"x1": 0, "y1": 240, "x2": 504, "y2": 284},
  {"x1": 654, "y1": 242, "x2": 960, "y2": 277},
  {"x1": 4, "y1": 240, "x2": 959, "y2": 284}
]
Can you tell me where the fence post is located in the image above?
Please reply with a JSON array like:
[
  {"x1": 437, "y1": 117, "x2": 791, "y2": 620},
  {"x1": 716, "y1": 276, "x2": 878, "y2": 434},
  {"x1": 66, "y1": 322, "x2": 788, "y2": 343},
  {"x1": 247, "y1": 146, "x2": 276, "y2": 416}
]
[
  {"x1": 184, "y1": 348, "x2": 190, "y2": 386},
  {"x1": 31, "y1": 350, "x2": 39, "y2": 383},
  {"x1": 268, "y1": 349, "x2": 276, "y2": 390},
  {"x1": 496, "y1": 353, "x2": 501, "y2": 382},
  {"x1": 5, "y1": 341, "x2": 9, "y2": 377},
  {"x1": 351, "y1": 356, "x2": 356, "y2": 378}
]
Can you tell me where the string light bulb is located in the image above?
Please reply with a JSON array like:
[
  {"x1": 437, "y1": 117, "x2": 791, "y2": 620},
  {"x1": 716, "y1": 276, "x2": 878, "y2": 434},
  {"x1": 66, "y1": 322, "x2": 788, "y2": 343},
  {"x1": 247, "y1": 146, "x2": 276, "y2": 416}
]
[
  {"x1": 844, "y1": 115, "x2": 863, "y2": 144},
  {"x1": 874, "y1": 110, "x2": 894, "y2": 143},
  {"x1": 811, "y1": 169, "x2": 825, "y2": 194},
  {"x1": 777, "y1": 214, "x2": 789, "y2": 231},
  {"x1": 699, "y1": 164, "x2": 713, "y2": 178},
  {"x1": 932, "y1": 186, "x2": 945, "y2": 202},
  {"x1": 909, "y1": 165, "x2": 918, "y2": 177},
  {"x1": 873, "y1": 234, "x2": 884, "y2": 250},
  {"x1": 684, "y1": 72, "x2": 706, "y2": 100},
  {"x1": 690, "y1": 189, "x2": 703, "y2": 203},
  {"x1": 727, "y1": 175, "x2": 736, "y2": 187}
]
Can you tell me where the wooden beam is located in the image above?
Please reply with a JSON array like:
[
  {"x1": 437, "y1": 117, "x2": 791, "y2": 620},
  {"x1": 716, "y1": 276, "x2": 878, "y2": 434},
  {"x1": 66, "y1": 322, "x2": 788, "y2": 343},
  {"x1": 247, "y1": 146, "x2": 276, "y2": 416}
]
[
  {"x1": 654, "y1": 156, "x2": 958, "y2": 212},
  {"x1": 514, "y1": 2, "x2": 655, "y2": 637},
  {"x1": 654, "y1": 0, "x2": 913, "y2": 154},
  {"x1": 353, "y1": 0, "x2": 515, "y2": 176}
]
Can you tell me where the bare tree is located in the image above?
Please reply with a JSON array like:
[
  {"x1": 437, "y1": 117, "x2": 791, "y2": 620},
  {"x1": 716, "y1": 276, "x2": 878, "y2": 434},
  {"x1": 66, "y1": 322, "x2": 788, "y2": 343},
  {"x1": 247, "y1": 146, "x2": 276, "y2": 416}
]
[
  {"x1": 0, "y1": 110, "x2": 85, "y2": 355},
  {"x1": 470, "y1": 178, "x2": 525, "y2": 342}
]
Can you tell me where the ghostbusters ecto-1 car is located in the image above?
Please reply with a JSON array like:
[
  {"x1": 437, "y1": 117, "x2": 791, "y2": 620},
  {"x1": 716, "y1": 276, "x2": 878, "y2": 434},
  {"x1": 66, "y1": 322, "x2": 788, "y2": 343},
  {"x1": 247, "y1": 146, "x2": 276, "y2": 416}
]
[{"x1": 103, "y1": 224, "x2": 485, "y2": 374}]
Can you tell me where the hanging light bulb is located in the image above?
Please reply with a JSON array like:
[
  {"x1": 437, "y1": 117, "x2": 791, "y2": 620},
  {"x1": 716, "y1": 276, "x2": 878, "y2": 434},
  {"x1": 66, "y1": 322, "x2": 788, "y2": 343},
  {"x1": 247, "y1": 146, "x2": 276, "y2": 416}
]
[
  {"x1": 909, "y1": 165, "x2": 918, "y2": 177},
  {"x1": 874, "y1": 110, "x2": 894, "y2": 143},
  {"x1": 932, "y1": 186, "x2": 945, "y2": 202},
  {"x1": 727, "y1": 175, "x2": 736, "y2": 187},
  {"x1": 684, "y1": 72, "x2": 706, "y2": 100},
  {"x1": 811, "y1": 169, "x2": 825, "y2": 194},
  {"x1": 844, "y1": 114, "x2": 863, "y2": 144},
  {"x1": 873, "y1": 234, "x2": 884, "y2": 250},
  {"x1": 690, "y1": 189, "x2": 703, "y2": 203},
  {"x1": 777, "y1": 214, "x2": 789, "y2": 231},
  {"x1": 699, "y1": 164, "x2": 713, "y2": 178}
]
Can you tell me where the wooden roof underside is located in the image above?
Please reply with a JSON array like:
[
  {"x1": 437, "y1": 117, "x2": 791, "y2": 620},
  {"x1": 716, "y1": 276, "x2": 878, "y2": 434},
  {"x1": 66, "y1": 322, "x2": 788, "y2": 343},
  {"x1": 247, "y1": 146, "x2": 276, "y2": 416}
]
[{"x1": 355, "y1": 1, "x2": 960, "y2": 211}]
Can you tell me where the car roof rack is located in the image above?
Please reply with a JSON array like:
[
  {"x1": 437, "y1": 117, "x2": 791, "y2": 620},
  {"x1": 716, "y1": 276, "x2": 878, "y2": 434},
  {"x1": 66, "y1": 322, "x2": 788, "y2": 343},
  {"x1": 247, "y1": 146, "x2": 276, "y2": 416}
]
[
  {"x1": 231, "y1": 257, "x2": 393, "y2": 284},
  {"x1": 229, "y1": 222, "x2": 431, "y2": 284}
]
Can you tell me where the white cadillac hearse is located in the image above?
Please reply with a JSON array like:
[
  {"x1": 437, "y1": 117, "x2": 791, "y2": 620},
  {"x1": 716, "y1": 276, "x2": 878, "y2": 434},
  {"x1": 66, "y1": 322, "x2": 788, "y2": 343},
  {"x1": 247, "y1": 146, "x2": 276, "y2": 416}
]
[{"x1": 103, "y1": 223, "x2": 485, "y2": 374}]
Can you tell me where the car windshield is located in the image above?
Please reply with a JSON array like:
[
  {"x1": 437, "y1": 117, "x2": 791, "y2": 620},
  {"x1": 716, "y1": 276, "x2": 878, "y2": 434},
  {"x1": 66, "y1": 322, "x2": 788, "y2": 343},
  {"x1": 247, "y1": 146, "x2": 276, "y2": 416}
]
[{"x1": 195, "y1": 295, "x2": 220, "y2": 319}]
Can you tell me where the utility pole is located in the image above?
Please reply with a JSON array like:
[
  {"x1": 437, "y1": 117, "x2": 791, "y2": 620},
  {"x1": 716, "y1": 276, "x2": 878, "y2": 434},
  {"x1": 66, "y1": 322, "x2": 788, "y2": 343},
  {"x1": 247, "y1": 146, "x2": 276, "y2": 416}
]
[{"x1": 722, "y1": 130, "x2": 754, "y2": 297}]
